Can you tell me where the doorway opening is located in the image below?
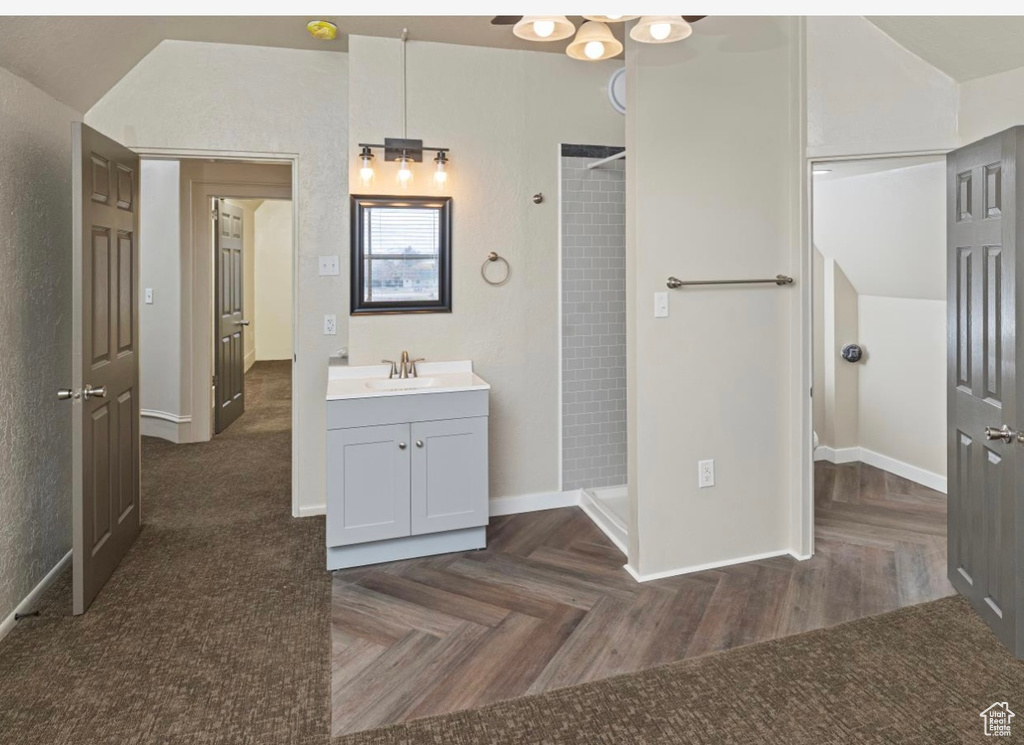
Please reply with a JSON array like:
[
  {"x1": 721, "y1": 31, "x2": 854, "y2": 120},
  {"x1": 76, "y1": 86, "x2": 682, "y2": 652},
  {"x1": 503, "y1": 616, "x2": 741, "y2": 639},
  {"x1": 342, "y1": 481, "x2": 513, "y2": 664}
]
[
  {"x1": 138, "y1": 157, "x2": 297, "y2": 511},
  {"x1": 810, "y1": 153, "x2": 953, "y2": 609}
]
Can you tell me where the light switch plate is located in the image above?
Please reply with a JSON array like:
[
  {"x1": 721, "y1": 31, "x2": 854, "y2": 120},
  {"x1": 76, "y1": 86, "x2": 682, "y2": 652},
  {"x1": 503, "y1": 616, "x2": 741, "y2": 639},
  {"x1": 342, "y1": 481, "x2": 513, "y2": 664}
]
[
  {"x1": 145, "y1": 288, "x2": 154, "y2": 304},
  {"x1": 654, "y1": 292, "x2": 669, "y2": 318},
  {"x1": 324, "y1": 314, "x2": 337, "y2": 335},
  {"x1": 319, "y1": 255, "x2": 340, "y2": 276}
]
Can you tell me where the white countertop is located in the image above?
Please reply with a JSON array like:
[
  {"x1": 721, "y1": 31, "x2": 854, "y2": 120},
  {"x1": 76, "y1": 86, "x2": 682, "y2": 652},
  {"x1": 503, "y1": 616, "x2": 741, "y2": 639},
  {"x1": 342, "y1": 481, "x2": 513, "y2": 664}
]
[{"x1": 326, "y1": 360, "x2": 490, "y2": 401}]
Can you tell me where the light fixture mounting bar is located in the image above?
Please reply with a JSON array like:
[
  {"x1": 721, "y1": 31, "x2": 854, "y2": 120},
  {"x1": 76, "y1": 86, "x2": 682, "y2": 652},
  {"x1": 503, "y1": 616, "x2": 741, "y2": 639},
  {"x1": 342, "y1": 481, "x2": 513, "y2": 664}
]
[{"x1": 358, "y1": 139, "x2": 450, "y2": 164}]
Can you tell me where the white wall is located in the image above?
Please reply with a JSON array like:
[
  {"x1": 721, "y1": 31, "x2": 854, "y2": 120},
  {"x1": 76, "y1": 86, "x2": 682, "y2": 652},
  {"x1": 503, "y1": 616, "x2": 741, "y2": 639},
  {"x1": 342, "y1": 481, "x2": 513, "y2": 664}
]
[
  {"x1": 0, "y1": 66, "x2": 80, "y2": 627},
  {"x1": 347, "y1": 37, "x2": 624, "y2": 503},
  {"x1": 859, "y1": 296, "x2": 946, "y2": 477},
  {"x1": 139, "y1": 160, "x2": 183, "y2": 426},
  {"x1": 813, "y1": 163, "x2": 947, "y2": 482},
  {"x1": 86, "y1": 40, "x2": 347, "y2": 514},
  {"x1": 627, "y1": 17, "x2": 805, "y2": 577},
  {"x1": 807, "y1": 16, "x2": 958, "y2": 157},
  {"x1": 960, "y1": 65, "x2": 1024, "y2": 144},
  {"x1": 254, "y1": 200, "x2": 293, "y2": 361}
]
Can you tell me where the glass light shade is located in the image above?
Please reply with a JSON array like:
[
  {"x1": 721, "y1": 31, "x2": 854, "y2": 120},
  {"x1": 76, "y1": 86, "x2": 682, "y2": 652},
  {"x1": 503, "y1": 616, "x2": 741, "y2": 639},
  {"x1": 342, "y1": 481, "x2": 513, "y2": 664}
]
[
  {"x1": 396, "y1": 157, "x2": 413, "y2": 188},
  {"x1": 512, "y1": 15, "x2": 575, "y2": 42},
  {"x1": 566, "y1": 21, "x2": 622, "y2": 61},
  {"x1": 359, "y1": 154, "x2": 375, "y2": 185},
  {"x1": 630, "y1": 16, "x2": 693, "y2": 44},
  {"x1": 582, "y1": 15, "x2": 638, "y2": 22},
  {"x1": 433, "y1": 152, "x2": 449, "y2": 189}
]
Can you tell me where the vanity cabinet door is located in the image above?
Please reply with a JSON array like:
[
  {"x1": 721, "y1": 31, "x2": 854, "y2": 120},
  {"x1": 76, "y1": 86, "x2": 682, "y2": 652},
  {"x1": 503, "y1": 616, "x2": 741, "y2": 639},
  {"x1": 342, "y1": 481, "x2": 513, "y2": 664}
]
[
  {"x1": 410, "y1": 417, "x2": 489, "y2": 536},
  {"x1": 326, "y1": 424, "x2": 411, "y2": 547}
]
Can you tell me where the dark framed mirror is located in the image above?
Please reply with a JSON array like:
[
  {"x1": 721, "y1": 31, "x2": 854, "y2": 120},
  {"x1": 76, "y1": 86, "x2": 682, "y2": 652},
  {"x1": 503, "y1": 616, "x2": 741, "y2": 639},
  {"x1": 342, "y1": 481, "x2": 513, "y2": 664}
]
[{"x1": 350, "y1": 195, "x2": 453, "y2": 315}]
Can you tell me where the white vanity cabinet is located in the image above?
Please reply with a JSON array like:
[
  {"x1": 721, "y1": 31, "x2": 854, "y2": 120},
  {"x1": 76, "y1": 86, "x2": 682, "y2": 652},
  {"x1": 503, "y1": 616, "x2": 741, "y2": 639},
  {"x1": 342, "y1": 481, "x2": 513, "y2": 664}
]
[{"x1": 325, "y1": 363, "x2": 490, "y2": 570}]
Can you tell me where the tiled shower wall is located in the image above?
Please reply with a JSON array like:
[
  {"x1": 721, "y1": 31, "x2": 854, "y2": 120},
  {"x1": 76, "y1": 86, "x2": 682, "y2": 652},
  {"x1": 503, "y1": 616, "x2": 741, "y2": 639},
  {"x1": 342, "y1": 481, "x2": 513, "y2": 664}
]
[{"x1": 561, "y1": 146, "x2": 626, "y2": 491}]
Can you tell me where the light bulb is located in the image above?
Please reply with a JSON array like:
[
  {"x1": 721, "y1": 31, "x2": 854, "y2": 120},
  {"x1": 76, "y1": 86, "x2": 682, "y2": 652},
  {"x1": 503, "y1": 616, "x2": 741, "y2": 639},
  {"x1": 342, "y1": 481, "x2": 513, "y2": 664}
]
[
  {"x1": 650, "y1": 22, "x2": 671, "y2": 40},
  {"x1": 533, "y1": 19, "x2": 555, "y2": 38},
  {"x1": 397, "y1": 158, "x2": 413, "y2": 188},
  {"x1": 584, "y1": 40, "x2": 605, "y2": 60}
]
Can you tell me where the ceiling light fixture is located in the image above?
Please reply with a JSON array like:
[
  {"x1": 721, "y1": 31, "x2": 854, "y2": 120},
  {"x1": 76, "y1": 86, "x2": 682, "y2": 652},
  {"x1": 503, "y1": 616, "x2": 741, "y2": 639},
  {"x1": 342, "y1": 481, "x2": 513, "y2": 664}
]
[
  {"x1": 566, "y1": 21, "x2": 623, "y2": 62},
  {"x1": 630, "y1": 16, "x2": 693, "y2": 44},
  {"x1": 306, "y1": 20, "x2": 338, "y2": 41},
  {"x1": 582, "y1": 15, "x2": 639, "y2": 22},
  {"x1": 512, "y1": 15, "x2": 575, "y2": 42}
]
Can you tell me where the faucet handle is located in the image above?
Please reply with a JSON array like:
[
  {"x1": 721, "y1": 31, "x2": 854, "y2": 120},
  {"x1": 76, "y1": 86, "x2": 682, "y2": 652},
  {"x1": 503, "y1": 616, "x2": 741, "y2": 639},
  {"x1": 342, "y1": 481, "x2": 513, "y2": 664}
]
[
  {"x1": 381, "y1": 360, "x2": 398, "y2": 379},
  {"x1": 409, "y1": 358, "x2": 425, "y2": 378}
]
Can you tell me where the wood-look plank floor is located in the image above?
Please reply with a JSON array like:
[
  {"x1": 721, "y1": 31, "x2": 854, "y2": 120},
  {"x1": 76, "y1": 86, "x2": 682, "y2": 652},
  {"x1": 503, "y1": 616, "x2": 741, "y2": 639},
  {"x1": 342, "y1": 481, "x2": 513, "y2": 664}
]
[{"x1": 330, "y1": 461, "x2": 954, "y2": 736}]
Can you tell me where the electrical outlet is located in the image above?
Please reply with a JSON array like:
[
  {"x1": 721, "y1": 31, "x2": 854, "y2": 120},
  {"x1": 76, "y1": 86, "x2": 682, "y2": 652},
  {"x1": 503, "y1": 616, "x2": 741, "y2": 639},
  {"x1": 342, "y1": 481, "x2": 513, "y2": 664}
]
[
  {"x1": 145, "y1": 288, "x2": 154, "y2": 304},
  {"x1": 323, "y1": 314, "x2": 337, "y2": 335},
  {"x1": 318, "y1": 255, "x2": 340, "y2": 276},
  {"x1": 698, "y1": 459, "x2": 715, "y2": 488}
]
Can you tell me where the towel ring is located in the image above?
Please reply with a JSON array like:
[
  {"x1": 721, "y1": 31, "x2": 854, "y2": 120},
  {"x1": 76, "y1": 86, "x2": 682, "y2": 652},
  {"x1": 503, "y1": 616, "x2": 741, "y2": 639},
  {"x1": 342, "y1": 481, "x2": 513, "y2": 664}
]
[{"x1": 481, "y1": 252, "x2": 511, "y2": 286}]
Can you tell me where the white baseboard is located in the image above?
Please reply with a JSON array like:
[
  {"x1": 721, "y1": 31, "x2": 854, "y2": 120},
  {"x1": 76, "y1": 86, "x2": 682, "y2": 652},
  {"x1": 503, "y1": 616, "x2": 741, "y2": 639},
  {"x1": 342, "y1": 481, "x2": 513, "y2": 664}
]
[
  {"x1": 141, "y1": 409, "x2": 192, "y2": 444},
  {"x1": 814, "y1": 445, "x2": 946, "y2": 494},
  {"x1": 623, "y1": 548, "x2": 793, "y2": 583},
  {"x1": 297, "y1": 503, "x2": 325, "y2": 517},
  {"x1": 244, "y1": 349, "x2": 256, "y2": 372},
  {"x1": 0, "y1": 550, "x2": 71, "y2": 644},
  {"x1": 489, "y1": 489, "x2": 581, "y2": 517},
  {"x1": 578, "y1": 487, "x2": 628, "y2": 556}
]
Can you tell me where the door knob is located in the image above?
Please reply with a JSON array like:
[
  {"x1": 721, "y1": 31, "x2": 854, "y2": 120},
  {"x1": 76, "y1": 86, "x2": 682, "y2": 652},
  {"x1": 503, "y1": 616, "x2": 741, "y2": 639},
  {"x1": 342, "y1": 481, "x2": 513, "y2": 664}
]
[
  {"x1": 236, "y1": 319, "x2": 250, "y2": 326},
  {"x1": 57, "y1": 388, "x2": 80, "y2": 401},
  {"x1": 83, "y1": 385, "x2": 106, "y2": 400},
  {"x1": 984, "y1": 425, "x2": 1021, "y2": 443},
  {"x1": 416, "y1": 440, "x2": 424, "y2": 448},
  {"x1": 398, "y1": 442, "x2": 407, "y2": 450}
]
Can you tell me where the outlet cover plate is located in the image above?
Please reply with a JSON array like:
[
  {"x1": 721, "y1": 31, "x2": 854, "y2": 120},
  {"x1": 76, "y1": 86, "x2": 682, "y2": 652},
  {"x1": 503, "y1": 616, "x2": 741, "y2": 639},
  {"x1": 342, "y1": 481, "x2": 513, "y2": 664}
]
[
  {"x1": 698, "y1": 459, "x2": 715, "y2": 488},
  {"x1": 324, "y1": 314, "x2": 337, "y2": 335}
]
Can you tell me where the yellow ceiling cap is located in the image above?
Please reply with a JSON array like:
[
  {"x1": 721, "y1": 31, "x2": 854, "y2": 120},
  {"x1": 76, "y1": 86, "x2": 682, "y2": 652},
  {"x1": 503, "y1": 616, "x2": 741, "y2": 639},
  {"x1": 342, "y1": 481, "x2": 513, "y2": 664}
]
[{"x1": 307, "y1": 20, "x2": 338, "y2": 41}]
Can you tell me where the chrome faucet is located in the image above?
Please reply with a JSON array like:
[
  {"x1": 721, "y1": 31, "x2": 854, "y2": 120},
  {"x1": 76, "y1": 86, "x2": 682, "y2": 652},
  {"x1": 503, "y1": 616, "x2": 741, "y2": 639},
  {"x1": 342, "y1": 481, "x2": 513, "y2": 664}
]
[{"x1": 398, "y1": 351, "x2": 425, "y2": 379}]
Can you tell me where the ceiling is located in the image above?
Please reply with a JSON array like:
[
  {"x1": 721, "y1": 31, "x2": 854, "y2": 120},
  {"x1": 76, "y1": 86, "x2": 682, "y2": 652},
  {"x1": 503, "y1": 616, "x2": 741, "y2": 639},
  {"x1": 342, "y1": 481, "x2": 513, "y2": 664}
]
[
  {"x1": 813, "y1": 154, "x2": 944, "y2": 182},
  {"x1": 867, "y1": 16, "x2": 1024, "y2": 82},
  {"x1": 0, "y1": 16, "x2": 624, "y2": 113}
]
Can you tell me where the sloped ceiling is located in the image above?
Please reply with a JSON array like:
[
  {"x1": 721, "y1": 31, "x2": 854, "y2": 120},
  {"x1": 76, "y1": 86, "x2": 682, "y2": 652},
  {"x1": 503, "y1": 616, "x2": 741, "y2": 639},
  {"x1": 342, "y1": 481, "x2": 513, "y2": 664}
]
[
  {"x1": 0, "y1": 16, "x2": 622, "y2": 113},
  {"x1": 867, "y1": 16, "x2": 1024, "y2": 81}
]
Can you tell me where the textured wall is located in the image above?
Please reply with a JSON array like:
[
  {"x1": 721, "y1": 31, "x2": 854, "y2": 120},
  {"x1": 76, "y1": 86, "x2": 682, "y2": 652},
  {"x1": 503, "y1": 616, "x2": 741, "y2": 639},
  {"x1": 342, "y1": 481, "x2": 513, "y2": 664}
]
[
  {"x1": 0, "y1": 66, "x2": 80, "y2": 622},
  {"x1": 347, "y1": 37, "x2": 625, "y2": 503},
  {"x1": 561, "y1": 153, "x2": 626, "y2": 491},
  {"x1": 86, "y1": 41, "x2": 347, "y2": 513}
]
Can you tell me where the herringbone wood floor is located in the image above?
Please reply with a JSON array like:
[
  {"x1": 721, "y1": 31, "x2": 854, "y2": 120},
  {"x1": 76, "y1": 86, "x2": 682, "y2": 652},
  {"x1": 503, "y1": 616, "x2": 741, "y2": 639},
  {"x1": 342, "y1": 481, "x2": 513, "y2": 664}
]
[{"x1": 330, "y1": 461, "x2": 953, "y2": 736}]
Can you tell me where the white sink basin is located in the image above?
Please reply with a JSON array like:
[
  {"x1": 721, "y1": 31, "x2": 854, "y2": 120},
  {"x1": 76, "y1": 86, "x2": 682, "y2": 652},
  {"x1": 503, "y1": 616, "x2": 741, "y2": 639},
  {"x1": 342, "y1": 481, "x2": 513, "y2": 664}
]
[{"x1": 365, "y1": 377, "x2": 438, "y2": 391}]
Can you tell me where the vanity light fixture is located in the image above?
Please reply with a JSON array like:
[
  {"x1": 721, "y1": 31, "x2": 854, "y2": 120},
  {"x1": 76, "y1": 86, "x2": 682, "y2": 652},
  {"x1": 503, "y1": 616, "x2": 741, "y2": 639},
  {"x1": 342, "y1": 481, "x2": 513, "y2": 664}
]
[
  {"x1": 358, "y1": 146, "x2": 375, "y2": 186},
  {"x1": 566, "y1": 21, "x2": 623, "y2": 61},
  {"x1": 396, "y1": 155, "x2": 413, "y2": 188},
  {"x1": 513, "y1": 15, "x2": 575, "y2": 42},
  {"x1": 433, "y1": 151, "x2": 449, "y2": 188},
  {"x1": 630, "y1": 16, "x2": 693, "y2": 44}
]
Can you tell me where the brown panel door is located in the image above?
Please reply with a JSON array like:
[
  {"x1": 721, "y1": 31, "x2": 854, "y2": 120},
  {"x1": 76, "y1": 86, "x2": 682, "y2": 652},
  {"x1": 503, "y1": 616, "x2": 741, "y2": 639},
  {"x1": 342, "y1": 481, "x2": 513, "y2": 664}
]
[
  {"x1": 947, "y1": 127, "x2": 1020, "y2": 655},
  {"x1": 71, "y1": 123, "x2": 140, "y2": 615},
  {"x1": 214, "y1": 199, "x2": 246, "y2": 433}
]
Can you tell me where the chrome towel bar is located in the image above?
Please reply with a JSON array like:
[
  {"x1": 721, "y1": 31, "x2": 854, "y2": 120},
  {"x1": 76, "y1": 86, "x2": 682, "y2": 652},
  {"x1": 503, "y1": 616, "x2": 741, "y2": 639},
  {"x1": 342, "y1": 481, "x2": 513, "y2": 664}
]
[{"x1": 666, "y1": 274, "x2": 794, "y2": 289}]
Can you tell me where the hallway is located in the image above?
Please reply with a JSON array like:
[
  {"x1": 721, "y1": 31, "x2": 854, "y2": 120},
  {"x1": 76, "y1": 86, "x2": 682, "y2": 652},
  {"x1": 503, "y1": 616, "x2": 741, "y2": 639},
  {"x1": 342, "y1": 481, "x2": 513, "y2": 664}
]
[{"x1": 0, "y1": 362, "x2": 330, "y2": 744}]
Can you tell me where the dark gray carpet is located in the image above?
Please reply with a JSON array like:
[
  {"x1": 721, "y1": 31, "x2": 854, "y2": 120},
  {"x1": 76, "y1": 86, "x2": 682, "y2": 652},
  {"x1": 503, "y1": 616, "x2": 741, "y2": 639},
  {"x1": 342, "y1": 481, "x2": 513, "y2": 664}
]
[
  {"x1": 2, "y1": 362, "x2": 1022, "y2": 744},
  {"x1": 0, "y1": 361, "x2": 331, "y2": 744}
]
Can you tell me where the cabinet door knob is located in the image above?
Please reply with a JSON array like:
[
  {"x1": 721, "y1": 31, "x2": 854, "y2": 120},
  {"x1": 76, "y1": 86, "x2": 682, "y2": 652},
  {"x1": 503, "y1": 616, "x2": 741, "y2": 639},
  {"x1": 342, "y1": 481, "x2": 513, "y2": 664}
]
[
  {"x1": 416, "y1": 440, "x2": 424, "y2": 448},
  {"x1": 398, "y1": 442, "x2": 407, "y2": 449}
]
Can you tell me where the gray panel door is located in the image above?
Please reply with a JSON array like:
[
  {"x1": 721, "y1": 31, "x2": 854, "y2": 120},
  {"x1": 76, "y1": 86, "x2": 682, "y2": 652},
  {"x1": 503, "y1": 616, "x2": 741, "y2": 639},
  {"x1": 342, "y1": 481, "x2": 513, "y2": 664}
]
[
  {"x1": 214, "y1": 199, "x2": 246, "y2": 434},
  {"x1": 71, "y1": 123, "x2": 141, "y2": 615},
  {"x1": 411, "y1": 417, "x2": 489, "y2": 535},
  {"x1": 947, "y1": 127, "x2": 1020, "y2": 655},
  {"x1": 326, "y1": 424, "x2": 412, "y2": 547}
]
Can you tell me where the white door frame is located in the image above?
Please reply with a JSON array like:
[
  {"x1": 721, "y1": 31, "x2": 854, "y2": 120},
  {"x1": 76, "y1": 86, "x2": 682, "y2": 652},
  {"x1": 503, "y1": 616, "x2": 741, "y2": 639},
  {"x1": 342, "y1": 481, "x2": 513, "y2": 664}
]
[
  {"x1": 802, "y1": 147, "x2": 951, "y2": 557},
  {"x1": 133, "y1": 147, "x2": 304, "y2": 518}
]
